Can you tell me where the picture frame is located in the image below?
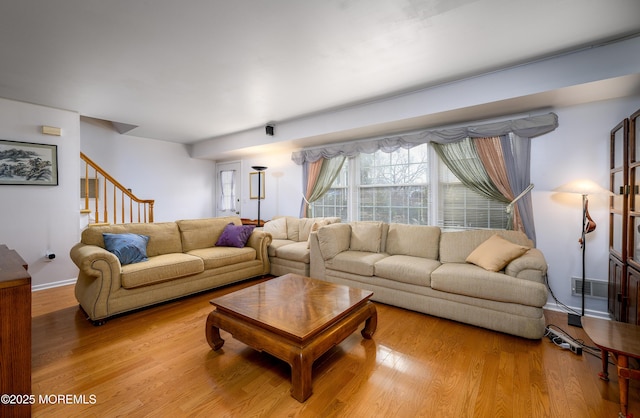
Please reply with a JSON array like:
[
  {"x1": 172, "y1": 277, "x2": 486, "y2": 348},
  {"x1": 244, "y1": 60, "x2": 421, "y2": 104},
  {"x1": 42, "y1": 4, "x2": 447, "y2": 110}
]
[
  {"x1": 80, "y1": 178, "x2": 99, "y2": 198},
  {"x1": 249, "y1": 171, "x2": 265, "y2": 199},
  {"x1": 0, "y1": 139, "x2": 58, "y2": 186}
]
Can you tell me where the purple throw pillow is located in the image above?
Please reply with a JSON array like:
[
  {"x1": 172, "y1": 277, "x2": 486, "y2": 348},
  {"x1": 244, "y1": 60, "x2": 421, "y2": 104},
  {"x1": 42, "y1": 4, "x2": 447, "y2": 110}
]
[{"x1": 215, "y1": 223, "x2": 255, "y2": 248}]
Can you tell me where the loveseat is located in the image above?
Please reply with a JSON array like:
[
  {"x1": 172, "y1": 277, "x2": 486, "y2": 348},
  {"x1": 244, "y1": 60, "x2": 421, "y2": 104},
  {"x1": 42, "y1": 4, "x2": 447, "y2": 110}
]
[
  {"x1": 309, "y1": 222, "x2": 548, "y2": 339},
  {"x1": 263, "y1": 216, "x2": 341, "y2": 276},
  {"x1": 70, "y1": 216, "x2": 271, "y2": 324}
]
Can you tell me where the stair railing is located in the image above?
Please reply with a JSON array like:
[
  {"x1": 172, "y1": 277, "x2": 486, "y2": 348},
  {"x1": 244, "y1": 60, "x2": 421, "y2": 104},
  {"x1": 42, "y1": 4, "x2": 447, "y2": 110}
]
[{"x1": 80, "y1": 152, "x2": 154, "y2": 225}]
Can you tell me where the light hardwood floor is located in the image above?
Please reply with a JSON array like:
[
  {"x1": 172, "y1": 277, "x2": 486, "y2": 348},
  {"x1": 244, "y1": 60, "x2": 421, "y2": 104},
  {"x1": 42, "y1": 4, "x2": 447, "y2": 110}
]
[{"x1": 30, "y1": 278, "x2": 638, "y2": 417}]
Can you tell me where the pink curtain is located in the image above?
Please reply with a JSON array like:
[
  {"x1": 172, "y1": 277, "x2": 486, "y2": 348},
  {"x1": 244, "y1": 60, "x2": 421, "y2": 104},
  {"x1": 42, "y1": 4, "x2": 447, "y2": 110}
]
[{"x1": 475, "y1": 137, "x2": 524, "y2": 233}]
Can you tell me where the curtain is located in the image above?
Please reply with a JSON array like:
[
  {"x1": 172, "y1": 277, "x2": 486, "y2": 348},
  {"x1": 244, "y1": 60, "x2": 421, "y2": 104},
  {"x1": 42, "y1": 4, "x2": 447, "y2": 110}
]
[
  {"x1": 432, "y1": 138, "x2": 509, "y2": 204},
  {"x1": 501, "y1": 133, "x2": 536, "y2": 243},
  {"x1": 300, "y1": 156, "x2": 346, "y2": 217},
  {"x1": 434, "y1": 135, "x2": 536, "y2": 243},
  {"x1": 474, "y1": 136, "x2": 524, "y2": 232},
  {"x1": 292, "y1": 112, "x2": 558, "y2": 165}
]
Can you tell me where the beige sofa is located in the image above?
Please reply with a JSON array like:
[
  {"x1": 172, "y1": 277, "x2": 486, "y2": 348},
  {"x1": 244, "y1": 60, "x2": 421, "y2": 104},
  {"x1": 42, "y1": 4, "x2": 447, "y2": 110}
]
[
  {"x1": 263, "y1": 216, "x2": 340, "y2": 276},
  {"x1": 309, "y1": 222, "x2": 548, "y2": 339},
  {"x1": 70, "y1": 216, "x2": 271, "y2": 324}
]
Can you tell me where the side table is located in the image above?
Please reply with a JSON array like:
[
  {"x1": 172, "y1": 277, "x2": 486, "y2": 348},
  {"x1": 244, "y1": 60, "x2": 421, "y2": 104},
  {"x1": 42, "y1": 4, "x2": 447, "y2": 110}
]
[{"x1": 582, "y1": 316, "x2": 640, "y2": 418}]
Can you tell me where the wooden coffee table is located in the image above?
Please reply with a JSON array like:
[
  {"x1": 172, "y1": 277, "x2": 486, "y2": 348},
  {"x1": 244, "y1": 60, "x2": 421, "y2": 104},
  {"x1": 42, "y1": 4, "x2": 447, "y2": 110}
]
[
  {"x1": 582, "y1": 316, "x2": 640, "y2": 418},
  {"x1": 204, "y1": 273, "x2": 377, "y2": 402}
]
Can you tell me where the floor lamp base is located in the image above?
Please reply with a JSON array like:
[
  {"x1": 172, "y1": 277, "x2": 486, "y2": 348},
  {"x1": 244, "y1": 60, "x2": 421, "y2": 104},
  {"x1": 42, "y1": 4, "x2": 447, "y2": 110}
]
[{"x1": 568, "y1": 313, "x2": 583, "y2": 328}]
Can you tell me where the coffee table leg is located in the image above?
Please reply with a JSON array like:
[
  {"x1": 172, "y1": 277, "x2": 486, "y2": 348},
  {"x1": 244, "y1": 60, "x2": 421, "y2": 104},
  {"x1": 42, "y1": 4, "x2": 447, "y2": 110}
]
[
  {"x1": 289, "y1": 350, "x2": 313, "y2": 402},
  {"x1": 205, "y1": 311, "x2": 225, "y2": 350},
  {"x1": 361, "y1": 303, "x2": 377, "y2": 339}
]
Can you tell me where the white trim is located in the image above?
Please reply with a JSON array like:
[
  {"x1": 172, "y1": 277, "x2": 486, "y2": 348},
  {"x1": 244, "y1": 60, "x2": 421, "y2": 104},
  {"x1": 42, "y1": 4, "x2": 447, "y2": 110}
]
[
  {"x1": 32, "y1": 278, "x2": 77, "y2": 292},
  {"x1": 543, "y1": 303, "x2": 610, "y2": 320}
]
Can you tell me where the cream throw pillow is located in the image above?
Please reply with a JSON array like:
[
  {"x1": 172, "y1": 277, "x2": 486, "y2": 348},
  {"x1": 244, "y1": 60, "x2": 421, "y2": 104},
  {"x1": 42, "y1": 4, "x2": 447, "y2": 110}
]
[
  {"x1": 466, "y1": 234, "x2": 530, "y2": 272},
  {"x1": 263, "y1": 217, "x2": 288, "y2": 240}
]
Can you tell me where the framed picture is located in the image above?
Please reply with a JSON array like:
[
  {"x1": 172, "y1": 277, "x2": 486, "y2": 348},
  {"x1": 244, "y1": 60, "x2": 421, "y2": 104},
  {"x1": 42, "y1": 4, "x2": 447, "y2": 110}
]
[
  {"x1": 0, "y1": 139, "x2": 58, "y2": 186},
  {"x1": 80, "y1": 178, "x2": 99, "y2": 198},
  {"x1": 249, "y1": 171, "x2": 265, "y2": 199}
]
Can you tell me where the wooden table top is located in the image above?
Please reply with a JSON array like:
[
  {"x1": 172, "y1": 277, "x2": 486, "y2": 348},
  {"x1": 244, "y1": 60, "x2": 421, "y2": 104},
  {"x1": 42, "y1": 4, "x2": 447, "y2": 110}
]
[
  {"x1": 209, "y1": 274, "x2": 373, "y2": 343},
  {"x1": 582, "y1": 316, "x2": 640, "y2": 358}
]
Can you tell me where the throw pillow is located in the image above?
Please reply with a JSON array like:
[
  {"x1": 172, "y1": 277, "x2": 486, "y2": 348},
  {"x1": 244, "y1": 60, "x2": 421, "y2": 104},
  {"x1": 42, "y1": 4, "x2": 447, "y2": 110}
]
[
  {"x1": 103, "y1": 233, "x2": 150, "y2": 265},
  {"x1": 263, "y1": 217, "x2": 288, "y2": 239},
  {"x1": 466, "y1": 234, "x2": 530, "y2": 272},
  {"x1": 215, "y1": 223, "x2": 255, "y2": 248}
]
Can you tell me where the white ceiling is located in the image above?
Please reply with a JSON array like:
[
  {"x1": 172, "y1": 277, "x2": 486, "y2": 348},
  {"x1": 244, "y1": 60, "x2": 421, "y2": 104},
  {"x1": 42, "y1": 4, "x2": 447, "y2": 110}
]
[{"x1": 1, "y1": 0, "x2": 640, "y2": 144}]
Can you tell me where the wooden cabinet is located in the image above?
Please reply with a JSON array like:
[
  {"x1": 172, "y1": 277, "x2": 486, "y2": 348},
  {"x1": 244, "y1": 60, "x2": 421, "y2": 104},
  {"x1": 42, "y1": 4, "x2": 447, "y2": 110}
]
[
  {"x1": 0, "y1": 244, "x2": 31, "y2": 418},
  {"x1": 609, "y1": 108, "x2": 640, "y2": 323}
]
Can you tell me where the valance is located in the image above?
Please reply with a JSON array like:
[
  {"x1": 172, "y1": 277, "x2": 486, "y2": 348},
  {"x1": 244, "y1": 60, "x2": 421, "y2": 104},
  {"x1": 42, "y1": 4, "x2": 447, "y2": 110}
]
[{"x1": 291, "y1": 112, "x2": 558, "y2": 165}]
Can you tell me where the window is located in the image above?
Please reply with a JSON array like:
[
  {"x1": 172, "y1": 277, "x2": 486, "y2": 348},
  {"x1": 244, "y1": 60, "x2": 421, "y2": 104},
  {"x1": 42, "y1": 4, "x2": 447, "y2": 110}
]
[
  {"x1": 311, "y1": 143, "x2": 509, "y2": 230},
  {"x1": 359, "y1": 145, "x2": 429, "y2": 224},
  {"x1": 438, "y1": 163, "x2": 509, "y2": 230}
]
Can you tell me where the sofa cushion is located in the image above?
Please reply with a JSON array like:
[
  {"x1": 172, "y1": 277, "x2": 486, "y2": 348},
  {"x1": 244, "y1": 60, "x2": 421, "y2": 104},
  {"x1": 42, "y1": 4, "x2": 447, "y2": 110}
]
[
  {"x1": 439, "y1": 229, "x2": 533, "y2": 264},
  {"x1": 306, "y1": 219, "x2": 330, "y2": 248},
  {"x1": 268, "y1": 239, "x2": 296, "y2": 257},
  {"x1": 102, "y1": 233, "x2": 149, "y2": 265},
  {"x1": 326, "y1": 251, "x2": 388, "y2": 277},
  {"x1": 81, "y1": 222, "x2": 184, "y2": 257},
  {"x1": 286, "y1": 217, "x2": 301, "y2": 241},
  {"x1": 263, "y1": 217, "x2": 288, "y2": 239},
  {"x1": 466, "y1": 234, "x2": 530, "y2": 272},
  {"x1": 121, "y1": 253, "x2": 204, "y2": 289},
  {"x1": 123, "y1": 223, "x2": 184, "y2": 256},
  {"x1": 186, "y1": 246, "x2": 256, "y2": 269},
  {"x1": 176, "y1": 217, "x2": 241, "y2": 252},
  {"x1": 350, "y1": 222, "x2": 383, "y2": 253},
  {"x1": 215, "y1": 223, "x2": 255, "y2": 248},
  {"x1": 374, "y1": 255, "x2": 439, "y2": 287},
  {"x1": 317, "y1": 223, "x2": 352, "y2": 260},
  {"x1": 385, "y1": 223, "x2": 441, "y2": 259},
  {"x1": 275, "y1": 241, "x2": 311, "y2": 263},
  {"x1": 430, "y1": 263, "x2": 548, "y2": 307}
]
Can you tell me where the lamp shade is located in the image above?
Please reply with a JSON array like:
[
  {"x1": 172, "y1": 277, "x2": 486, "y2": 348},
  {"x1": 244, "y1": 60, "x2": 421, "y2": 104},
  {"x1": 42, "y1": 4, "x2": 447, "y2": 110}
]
[{"x1": 553, "y1": 179, "x2": 612, "y2": 196}]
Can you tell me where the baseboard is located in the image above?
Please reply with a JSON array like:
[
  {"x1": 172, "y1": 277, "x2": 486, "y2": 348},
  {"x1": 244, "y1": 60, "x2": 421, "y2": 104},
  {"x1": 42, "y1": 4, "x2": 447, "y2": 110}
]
[
  {"x1": 32, "y1": 278, "x2": 77, "y2": 292},
  {"x1": 543, "y1": 303, "x2": 610, "y2": 320}
]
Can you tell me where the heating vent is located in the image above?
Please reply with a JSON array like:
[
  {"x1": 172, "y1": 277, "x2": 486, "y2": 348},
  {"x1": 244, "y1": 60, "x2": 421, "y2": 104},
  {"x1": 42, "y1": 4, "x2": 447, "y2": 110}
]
[{"x1": 571, "y1": 277, "x2": 608, "y2": 300}]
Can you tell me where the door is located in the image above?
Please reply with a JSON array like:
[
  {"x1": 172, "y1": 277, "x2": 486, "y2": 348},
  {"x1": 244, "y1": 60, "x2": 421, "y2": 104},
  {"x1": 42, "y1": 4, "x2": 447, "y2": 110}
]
[
  {"x1": 609, "y1": 119, "x2": 629, "y2": 320},
  {"x1": 216, "y1": 162, "x2": 241, "y2": 218}
]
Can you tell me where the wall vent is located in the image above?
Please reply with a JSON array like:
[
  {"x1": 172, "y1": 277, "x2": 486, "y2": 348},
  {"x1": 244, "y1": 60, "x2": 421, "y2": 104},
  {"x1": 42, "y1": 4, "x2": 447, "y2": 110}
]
[{"x1": 571, "y1": 277, "x2": 608, "y2": 300}]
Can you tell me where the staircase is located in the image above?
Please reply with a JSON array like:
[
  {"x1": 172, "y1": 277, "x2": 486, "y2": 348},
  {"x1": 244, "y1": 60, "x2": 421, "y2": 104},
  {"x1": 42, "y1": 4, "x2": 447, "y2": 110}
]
[{"x1": 81, "y1": 152, "x2": 154, "y2": 226}]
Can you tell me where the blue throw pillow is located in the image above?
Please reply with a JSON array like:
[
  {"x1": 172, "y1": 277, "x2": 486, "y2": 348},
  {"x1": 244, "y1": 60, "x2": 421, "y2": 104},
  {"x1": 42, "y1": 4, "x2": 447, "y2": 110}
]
[
  {"x1": 103, "y1": 233, "x2": 150, "y2": 265},
  {"x1": 215, "y1": 223, "x2": 255, "y2": 248}
]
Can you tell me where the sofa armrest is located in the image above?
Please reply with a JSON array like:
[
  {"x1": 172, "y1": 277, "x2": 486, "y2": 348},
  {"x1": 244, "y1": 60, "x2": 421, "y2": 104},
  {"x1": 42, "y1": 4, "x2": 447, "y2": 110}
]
[
  {"x1": 70, "y1": 242, "x2": 125, "y2": 321},
  {"x1": 70, "y1": 242, "x2": 121, "y2": 279},
  {"x1": 316, "y1": 223, "x2": 351, "y2": 260},
  {"x1": 246, "y1": 229, "x2": 272, "y2": 274},
  {"x1": 505, "y1": 248, "x2": 548, "y2": 283}
]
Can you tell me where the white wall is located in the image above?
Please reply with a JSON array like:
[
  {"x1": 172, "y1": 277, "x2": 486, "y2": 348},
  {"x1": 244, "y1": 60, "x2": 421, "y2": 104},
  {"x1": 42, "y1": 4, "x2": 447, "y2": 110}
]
[
  {"x1": 0, "y1": 98, "x2": 81, "y2": 288},
  {"x1": 533, "y1": 95, "x2": 640, "y2": 316},
  {"x1": 80, "y1": 117, "x2": 217, "y2": 222},
  {"x1": 238, "y1": 152, "x2": 302, "y2": 220}
]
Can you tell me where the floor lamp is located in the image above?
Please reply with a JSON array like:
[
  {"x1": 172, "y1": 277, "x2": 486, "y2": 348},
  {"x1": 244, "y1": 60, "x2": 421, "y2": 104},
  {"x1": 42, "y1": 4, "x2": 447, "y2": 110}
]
[
  {"x1": 554, "y1": 179, "x2": 610, "y2": 327},
  {"x1": 251, "y1": 166, "x2": 267, "y2": 226}
]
